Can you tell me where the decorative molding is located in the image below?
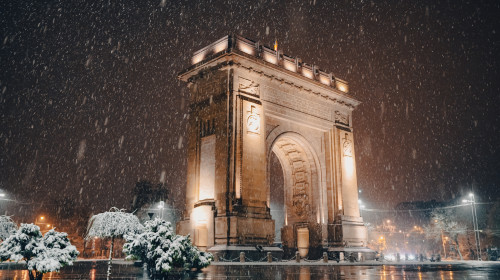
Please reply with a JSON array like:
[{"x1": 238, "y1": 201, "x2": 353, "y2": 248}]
[
  {"x1": 234, "y1": 62, "x2": 356, "y2": 111},
  {"x1": 183, "y1": 59, "x2": 357, "y2": 111}
]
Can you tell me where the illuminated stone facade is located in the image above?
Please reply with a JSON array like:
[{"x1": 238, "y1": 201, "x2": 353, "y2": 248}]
[{"x1": 177, "y1": 35, "x2": 368, "y2": 257}]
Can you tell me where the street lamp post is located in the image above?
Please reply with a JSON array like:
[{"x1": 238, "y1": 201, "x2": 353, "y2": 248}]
[
  {"x1": 462, "y1": 193, "x2": 482, "y2": 261},
  {"x1": 0, "y1": 192, "x2": 7, "y2": 215}
]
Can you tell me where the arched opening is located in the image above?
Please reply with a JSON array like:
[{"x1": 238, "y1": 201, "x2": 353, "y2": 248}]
[
  {"x1": 269, "y1": 151, "x2": 285, "y2": 244},
  {"x1": 267, "y1": 133, "x2": 324, "y2": 258}
]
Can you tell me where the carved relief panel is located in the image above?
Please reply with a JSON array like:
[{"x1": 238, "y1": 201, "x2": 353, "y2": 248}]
[
  {"x1": 246, "y1": 105, "x2": 261, "y2": 134},
  {"x1": 275, "y1": 140, "x2": 312, "y2": 221},
  {"x1": 334, "y1": 110, "x2": 349, "y2": 126},
  {"x1": 342, "y1": 133, "x2": 353, "y2": 157},
  {"x1": 238, "y1": 77, "x2": 260, "y2": 97}
]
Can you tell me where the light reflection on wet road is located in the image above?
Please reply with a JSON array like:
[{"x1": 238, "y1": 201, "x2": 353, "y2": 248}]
[{"x1": 1, "y1": 261, "x2": 499, "y2": 279}]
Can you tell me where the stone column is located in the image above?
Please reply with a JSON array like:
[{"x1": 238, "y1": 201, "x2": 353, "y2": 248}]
[
  {"x1": 211, "y1": 70, "x2": 275, "y2": 247},
  {"x1": 333, "y1": 123, "x2": 367, "y2": 247}
]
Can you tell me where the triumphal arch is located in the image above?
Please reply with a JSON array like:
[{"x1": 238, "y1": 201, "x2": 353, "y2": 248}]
[{"x1": 177, "y1": 35, "x2": 368, "y2": 258}]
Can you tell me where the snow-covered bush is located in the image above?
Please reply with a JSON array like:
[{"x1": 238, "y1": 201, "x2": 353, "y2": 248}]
[
  {"x1": 32, "y1": 229, "x2": 80, "y2": 272},
  {"x1": 0, "y1": 224, "x2": 78, "y2": 280},
  {"x1": 123, "y1": 218, "x2": 212, "y2": 276},
  {"x1": 86, "y1": 207, "x2": 143, "y2": 280},
  {"x1": 0, "y1": 215, "x2": 17, "y2": 241}
]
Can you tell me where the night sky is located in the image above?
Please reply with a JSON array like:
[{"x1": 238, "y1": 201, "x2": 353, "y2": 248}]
[{"x1": 1, "y1": 0, "x2": 499, "y2": 220}]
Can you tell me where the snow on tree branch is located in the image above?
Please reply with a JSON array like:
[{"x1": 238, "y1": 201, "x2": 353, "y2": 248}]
[
  {"x1": 86, "y1": 207, "x2": 143, "y2": 239},
  {"x1": 0, "y1": 215, "x2": 18, "y2": 241}
]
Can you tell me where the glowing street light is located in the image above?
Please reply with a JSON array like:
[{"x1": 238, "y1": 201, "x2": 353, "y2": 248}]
[
  {"x1": 157, "y1": 201, "x2": 165, "y2": 220},
  {"x1": 35, "y1": 216, "x2": 45, "y2": 225},
  {"x1": 462, "y1": 193, "x2": 481, "y2": 261},
  {"x1": 358, "y1": 199, "x2": 365, "y2": 214}
]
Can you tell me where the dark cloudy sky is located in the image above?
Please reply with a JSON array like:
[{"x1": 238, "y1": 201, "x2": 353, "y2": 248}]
[{"x1": 1, "y1": 0, "x2": 499, "y2": 219}]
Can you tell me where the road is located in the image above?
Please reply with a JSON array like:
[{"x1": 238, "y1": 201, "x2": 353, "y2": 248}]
[{"x1": 0, "y1": 260, "x2": 499, "y2": 279}]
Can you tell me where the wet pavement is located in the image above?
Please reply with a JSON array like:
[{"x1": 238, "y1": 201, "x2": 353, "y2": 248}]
[{"x1": 0, "y1": 260, "x2": 499, "y2": 279}]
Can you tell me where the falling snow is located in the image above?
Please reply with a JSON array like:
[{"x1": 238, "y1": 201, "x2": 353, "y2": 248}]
[{"x1": 0, "y1": 0, "x2": 498, "y2": 266}]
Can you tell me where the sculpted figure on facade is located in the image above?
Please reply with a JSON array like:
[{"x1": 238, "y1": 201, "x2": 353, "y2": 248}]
[{"x1": 343, "y1": 133, "x2": 353, "y2": 157}]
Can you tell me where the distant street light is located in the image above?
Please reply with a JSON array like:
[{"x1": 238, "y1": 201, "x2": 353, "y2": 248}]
[
  {"x1": 462, "y1": 193, "x2": 481, "y2": 261},
  {"x1": 358, "y1": 199, "x2": 365, "y2": 216},
  {"x1": 35, "y1": 215, "x2": 51, "y2": 233}
]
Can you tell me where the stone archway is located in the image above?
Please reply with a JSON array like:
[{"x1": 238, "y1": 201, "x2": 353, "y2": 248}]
[
  {"x1": 177, "y1": 35, "x2": 369, "y2": 259},
  {"x1": 267, "y1": 132, "x2": 323, "y2": 257}
]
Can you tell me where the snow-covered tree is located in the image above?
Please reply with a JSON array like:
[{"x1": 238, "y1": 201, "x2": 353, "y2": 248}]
[
  {"x1": 123, "y1": 218, "x2": 212, "y2": 277},
  {"x1": 0, "y1": 215, "x2": 17, "y2": 241},
  {"x1": 0, "y1": 224, "x2": 78, "y2": 280},
  {"x1": 425, "y1": 209, "x2": 467, "y2": 260},
  {"x1": 86, "y1": 207, "x2": 143, "y2": 280}
]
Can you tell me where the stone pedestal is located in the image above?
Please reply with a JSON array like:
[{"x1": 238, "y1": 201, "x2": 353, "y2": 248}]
[
  {"x1": 341, "y1": 215, "x2": 368, "y2": 247},
  {"x1": 214, "y1": 214, "x2": 275, "y2": 246},
  {"x1": 208, "y1": 245, "x2": 283, "y2": 262},
  {"x1": 328, "y1": 247, "x2": 376, "y2": 261}
]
